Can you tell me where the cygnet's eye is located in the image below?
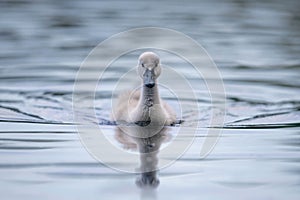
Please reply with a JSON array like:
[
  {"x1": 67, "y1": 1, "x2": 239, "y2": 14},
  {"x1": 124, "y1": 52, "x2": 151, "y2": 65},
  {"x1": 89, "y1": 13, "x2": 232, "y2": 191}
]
[{"x1": 141, "y1": 63, "x2": 145, "y2": 68}]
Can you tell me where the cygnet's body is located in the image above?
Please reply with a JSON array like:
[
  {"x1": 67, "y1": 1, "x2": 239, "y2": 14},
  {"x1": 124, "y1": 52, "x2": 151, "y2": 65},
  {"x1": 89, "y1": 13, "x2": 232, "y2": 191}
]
[{"x1": 112, "y1": 52, "x2": 176, "y2": 126}]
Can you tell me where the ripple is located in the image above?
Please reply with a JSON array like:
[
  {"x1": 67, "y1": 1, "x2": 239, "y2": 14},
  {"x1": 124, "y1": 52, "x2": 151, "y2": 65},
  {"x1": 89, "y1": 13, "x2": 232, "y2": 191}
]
[
  {"x1": 0, "y1": 146, "x2": 53, "y2": 150},
  {"x1": 0, "y1": 162, "x2": 103, "y2": 169},
  {"x1": 223, "y1": 122, "x2": 300, "y2": 129}
]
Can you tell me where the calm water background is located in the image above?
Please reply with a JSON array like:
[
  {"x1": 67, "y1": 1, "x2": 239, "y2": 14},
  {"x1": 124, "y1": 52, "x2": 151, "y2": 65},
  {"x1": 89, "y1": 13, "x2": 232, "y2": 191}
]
[{"x1": 0, "y1": 0, "x2": 300, "y2": 199}]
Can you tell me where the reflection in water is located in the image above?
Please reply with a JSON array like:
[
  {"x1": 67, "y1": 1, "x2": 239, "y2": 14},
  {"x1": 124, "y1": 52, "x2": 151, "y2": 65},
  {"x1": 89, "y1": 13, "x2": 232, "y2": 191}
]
[{"x1": 114, "y1": 126, "x2": 171, "y2": 188}]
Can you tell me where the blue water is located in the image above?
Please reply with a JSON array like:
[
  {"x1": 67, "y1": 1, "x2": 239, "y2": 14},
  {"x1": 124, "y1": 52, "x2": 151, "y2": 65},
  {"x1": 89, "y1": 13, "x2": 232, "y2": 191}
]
[{"x1": 0, "y1": 0, "x2": 300, "y2": 199}]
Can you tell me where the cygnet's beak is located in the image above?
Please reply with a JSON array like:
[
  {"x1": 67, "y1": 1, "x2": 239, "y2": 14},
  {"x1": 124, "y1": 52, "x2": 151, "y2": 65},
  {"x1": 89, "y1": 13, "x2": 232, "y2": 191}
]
[{"x1": 143, "y1": 68, "x2": 155, "y2": 88}]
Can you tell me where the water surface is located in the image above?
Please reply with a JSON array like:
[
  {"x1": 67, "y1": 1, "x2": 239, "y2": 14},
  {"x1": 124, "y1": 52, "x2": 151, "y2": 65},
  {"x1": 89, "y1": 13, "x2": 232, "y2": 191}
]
[{"x1": 0, "y1": 0, "x2": 300, "y2": 199}]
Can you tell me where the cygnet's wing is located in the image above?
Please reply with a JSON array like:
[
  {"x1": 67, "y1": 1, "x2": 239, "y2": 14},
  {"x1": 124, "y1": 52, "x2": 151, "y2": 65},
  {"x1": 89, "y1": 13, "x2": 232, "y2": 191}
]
[
  {"x1": 111, "y1": 90, "x2": 140, "y2": 121},
  {"x1": 162, "y1": 100, "x2": 177, "y2": 125}
]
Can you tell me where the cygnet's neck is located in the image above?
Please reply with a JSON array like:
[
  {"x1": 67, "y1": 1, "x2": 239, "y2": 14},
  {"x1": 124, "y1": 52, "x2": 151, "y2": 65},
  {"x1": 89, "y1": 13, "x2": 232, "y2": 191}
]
[
  {"x1": 132, "y1": 81, "x2": 161, "y2": 123},
  {"x1": 140, "y1": 82, "x2": 160, "y2": 108}
]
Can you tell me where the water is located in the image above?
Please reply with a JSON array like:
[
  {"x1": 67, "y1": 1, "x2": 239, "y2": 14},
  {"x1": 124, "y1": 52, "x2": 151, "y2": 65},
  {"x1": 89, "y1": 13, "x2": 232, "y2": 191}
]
[{"x1": 0, "y1": 0, "x2": 300, "y2": 199}]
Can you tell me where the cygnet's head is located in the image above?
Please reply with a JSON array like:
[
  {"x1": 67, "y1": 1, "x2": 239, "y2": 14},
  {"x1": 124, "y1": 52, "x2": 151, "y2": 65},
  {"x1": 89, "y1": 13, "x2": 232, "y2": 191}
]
[{"x1": 138, "y1": 52, "x2": 161, "y2": 88}]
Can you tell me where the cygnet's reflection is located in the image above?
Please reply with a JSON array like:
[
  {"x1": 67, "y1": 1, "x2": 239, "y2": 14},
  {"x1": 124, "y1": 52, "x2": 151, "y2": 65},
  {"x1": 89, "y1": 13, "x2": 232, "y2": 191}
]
[{"x1": 114, "y1": 125, "x2": 171, "y2": 188}]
